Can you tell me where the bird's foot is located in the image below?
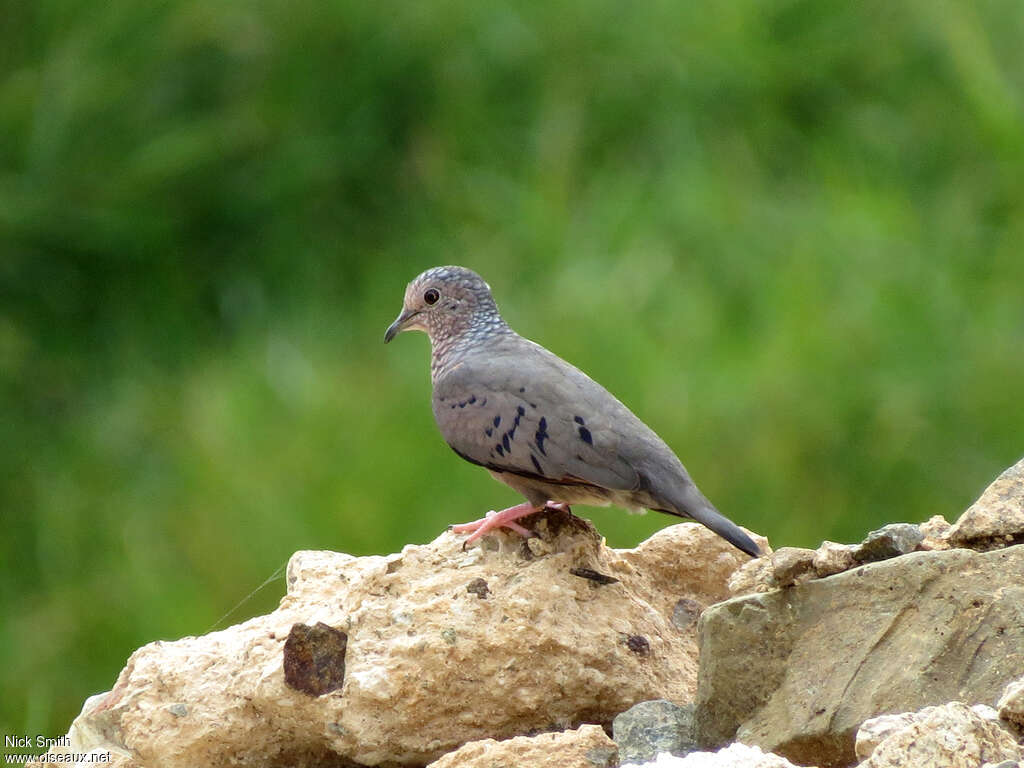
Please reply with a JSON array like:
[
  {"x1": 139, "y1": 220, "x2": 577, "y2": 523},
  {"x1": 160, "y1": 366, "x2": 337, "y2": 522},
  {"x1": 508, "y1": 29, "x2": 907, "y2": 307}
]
[
  {"x1": 450, "y1": 500, "x2": 572, "y2": 547},
  {"x1": 450, "y1": 501, "x2": 543, "y2": 546}
]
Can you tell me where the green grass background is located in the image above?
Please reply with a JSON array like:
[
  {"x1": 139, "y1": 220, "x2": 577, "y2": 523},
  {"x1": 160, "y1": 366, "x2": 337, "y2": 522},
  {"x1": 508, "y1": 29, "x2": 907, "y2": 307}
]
[{"x1": 2, "y1": 0, "x2": 1023, "y2": 742}]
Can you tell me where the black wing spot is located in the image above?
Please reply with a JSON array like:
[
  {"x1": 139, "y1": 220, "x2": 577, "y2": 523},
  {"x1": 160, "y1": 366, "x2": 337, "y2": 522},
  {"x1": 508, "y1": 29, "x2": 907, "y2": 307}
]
[
  {"x1": 485, "y1": 427, "x2": 493, "y2": 437},
  {"x1": 578, "y1": 426, "x2": 593, "y2": 445},
  {"x1": 493, "y1": 415, "x2": 501, "y2": 428},
  {"x1": 574, "y1": 415, "x2": 585, "y2": 425},
  {"x1": 502, "y1": 433, "x2": 510, "y2": 452},
  {"x1": 517, "y1": 405, "x2": 526, "y2": 417},
  {"x1": 495, "y1": 444, "x2": 505, "y2": 457},
  {"x1": 468, "y1": 395, "x2": 476, "y2": 404},
  {"x1": 530, "y1": 454, "x2": 543, "y2": 474},
  {"x1": 519, "y1": 387, "x2": 526, "y2": 393},
  {"x1": 535, "y1": 417, "x2": 549, "y2": 456}
]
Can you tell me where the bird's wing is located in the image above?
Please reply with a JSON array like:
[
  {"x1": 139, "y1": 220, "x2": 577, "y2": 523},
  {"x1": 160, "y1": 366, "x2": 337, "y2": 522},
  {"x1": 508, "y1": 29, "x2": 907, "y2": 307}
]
[{"x1": 431, "y1": 342, "x2": 649, "y2": 492}]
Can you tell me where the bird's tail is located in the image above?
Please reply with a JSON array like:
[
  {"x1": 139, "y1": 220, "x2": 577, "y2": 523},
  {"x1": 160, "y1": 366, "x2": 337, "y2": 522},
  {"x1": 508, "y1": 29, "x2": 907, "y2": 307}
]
[{"x1": 661, "y1": 484, "x2": 761, "y2": 558}]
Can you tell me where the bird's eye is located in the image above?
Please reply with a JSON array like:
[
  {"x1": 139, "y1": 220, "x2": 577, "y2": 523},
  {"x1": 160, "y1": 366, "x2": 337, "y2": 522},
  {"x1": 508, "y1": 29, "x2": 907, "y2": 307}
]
[{"x1": 424, "y1": 288, "x2": 440, "y2": 305}]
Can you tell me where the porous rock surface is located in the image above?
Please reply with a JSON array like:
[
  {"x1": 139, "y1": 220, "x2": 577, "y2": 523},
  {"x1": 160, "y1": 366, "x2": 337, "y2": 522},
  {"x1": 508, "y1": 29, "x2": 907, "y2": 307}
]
[
  {"x1": 856, "y1": 702, "x2": 1023, "y2": 768},
  {"x1": 43, "y1": 511, "x2": 762, "y2": 767},
  {"x1": 424, "y1": 724, "x2": 616, "y2": 768},
  {"x1": 697, "y1": 543, "x2": 1024, "y2": 767}
]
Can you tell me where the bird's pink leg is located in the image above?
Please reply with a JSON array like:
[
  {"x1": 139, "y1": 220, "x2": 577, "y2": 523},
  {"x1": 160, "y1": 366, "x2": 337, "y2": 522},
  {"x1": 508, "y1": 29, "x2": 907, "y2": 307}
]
[{"x1": 451, "y1": 500, "x2": 570, "y2": 545}]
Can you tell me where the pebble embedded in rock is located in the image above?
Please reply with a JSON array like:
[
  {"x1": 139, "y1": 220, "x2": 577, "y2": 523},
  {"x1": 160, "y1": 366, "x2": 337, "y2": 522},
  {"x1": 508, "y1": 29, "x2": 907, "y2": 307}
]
[{"x1": 282, "y1": 621, "x2": 348, "y2": 696}]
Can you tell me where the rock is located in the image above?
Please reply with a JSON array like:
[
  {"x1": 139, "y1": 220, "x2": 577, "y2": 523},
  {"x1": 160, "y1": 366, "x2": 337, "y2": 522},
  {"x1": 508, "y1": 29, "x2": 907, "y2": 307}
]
[
  {"x1": 39, "y1": 514, "x2": 760, "y2": 767},
  {"x1": 854, "y1": 712, "x2": 919, "y2": 761},
  {"x1": 695, "y1": 543, "x2": 1024, "y2": 768},
  {"x1": 998, "y1": 677, "x2": 1024, "y2": 727},
  {"x1": 853, "y1": 523, "x2": 925, "y2": 563},
  {"x1": 918, "y1": 515, "x2": 952, "y2": 551},
  {"x1": 726, "y1": 547, "x2": 814, "y2": 596},
  {"x1": 425, "y1": 724, "x2": 617, "y2": 768},
  {"x1": 858, "y1": 702, "x2": 1023, "y2": 768},
  {"x1": 811, "y1": 541, "x2": 857, "y2": 578},
  {"x1": 620, "y1": 742, "x2": 810, "y2": 767},
  {"x1": 613, "y1": 699, "x2": 696, "y2": 763},
  {"x1": 766, "y1": 548, "x2": 818, "y2": 587},
  {"x1": 727, "y1": 557, "x2": 775, "y2": 597},
  {"x1": 730, "y1": 543, "x2": 857, "y2": 597},
  {"x1": 949, "y1": 457, "x2": 1024, "y2": 550}
]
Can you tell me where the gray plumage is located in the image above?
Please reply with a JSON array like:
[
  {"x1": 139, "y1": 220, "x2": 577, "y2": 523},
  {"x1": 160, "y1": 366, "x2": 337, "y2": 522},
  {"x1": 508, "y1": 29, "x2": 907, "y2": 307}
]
[{"x1": 384, "y1": 265, "x2": 760, "y2": 557}]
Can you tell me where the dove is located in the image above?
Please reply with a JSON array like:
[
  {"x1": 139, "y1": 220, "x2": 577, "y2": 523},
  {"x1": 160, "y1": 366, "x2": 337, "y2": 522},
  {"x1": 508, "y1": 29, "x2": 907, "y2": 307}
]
[{"x1": 384, "y1": 266, "x2": 761, "y2": 557}]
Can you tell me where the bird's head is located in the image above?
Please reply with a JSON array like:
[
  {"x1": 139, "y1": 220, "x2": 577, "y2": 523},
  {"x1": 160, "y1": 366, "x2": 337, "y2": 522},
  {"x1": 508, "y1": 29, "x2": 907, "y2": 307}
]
[{"x1": 384, "y1": 266, "x2": 503, "y2": 344}]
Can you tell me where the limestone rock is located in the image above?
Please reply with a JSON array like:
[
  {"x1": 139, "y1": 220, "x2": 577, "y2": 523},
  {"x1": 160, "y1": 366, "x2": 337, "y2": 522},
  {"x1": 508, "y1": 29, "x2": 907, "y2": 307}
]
[
  {"x1": 613, "y1": 699, "x2": 696, "y2": 763},
  {"x1": 854, "y1": 712, "x2": 918, "y2": 761},
  {"x1": 42, "y1": 513, "x2": 758, "y2": 767},
  {"x1": 727, "y1": 556, "x2": 775, "y2": 597},
  {"x1": 918, "y1": 515, "x2": 952, "y2": 551},
  {"x1": 998, "y1": 677, "x2": 1024, "y2": 727},
  {"x1": 695, "y1": 544, "x2": 1024, "y2": 768},
  {"x1": 853, "y1": 523, "x2": 924, "y2": 562},
  {"x1": 949, "y1": 457, "x2": 1024, "y2": 550},
  {"x1": 766, "y1": 548, "x2": 818, "y2": 587},
  {"x1": 858, "y1": 702, "x2": 1023, "y2": 768},
  {"x1": 729, "y1": 542, "x2": 860, "y2": 597},
  {"x1": 425, "y1": 724, "x2": 617, "y2": 768},
  {"x1": 811, "y1": 541, "x2": 856, "y2": 577},
  {"x1": 727, "y1": 547, "x2": 818, "y2": 596},
  {"x1": 620, "y1": 742, "x2": 810, "y2": 767}
]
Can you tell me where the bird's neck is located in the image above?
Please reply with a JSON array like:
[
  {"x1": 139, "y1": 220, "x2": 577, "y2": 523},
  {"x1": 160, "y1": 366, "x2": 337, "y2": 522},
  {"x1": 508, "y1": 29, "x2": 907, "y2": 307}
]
[{"x1": 429, "y1": 316, "x2": 514, "y2": 384}]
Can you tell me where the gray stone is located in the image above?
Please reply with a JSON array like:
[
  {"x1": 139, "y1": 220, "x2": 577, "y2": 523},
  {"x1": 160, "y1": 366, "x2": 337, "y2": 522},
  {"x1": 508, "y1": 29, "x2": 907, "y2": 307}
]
[
  {"x1": 949, "y1": 457, "x2": 1024, "y2": 550},
  {"x1": 613, "y1": 699, "x2": 696, "y2": 763},
  {"x1": 853, "y1": 523, "x2": 924, "y2": 563},
  {"x1": 695, "y1": 544, "x2": 1024, "y2": 768}
]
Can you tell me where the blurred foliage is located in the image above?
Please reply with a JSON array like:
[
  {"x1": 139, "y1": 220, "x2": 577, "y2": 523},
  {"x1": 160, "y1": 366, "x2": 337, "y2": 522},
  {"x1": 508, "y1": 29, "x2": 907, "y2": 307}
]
[{"x1": 2, "y1": 0, "x2": 1023, "y2": 742}]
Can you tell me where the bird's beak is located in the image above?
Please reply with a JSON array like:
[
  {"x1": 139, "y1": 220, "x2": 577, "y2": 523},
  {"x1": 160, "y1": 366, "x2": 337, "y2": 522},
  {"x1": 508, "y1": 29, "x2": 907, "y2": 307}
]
[{"x1": 384, "y1": 308, "x2": 420, "y2": 343}]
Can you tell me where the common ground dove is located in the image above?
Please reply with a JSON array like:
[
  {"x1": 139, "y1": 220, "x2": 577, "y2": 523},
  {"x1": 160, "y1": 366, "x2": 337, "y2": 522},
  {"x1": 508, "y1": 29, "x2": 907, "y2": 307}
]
[{"x1": 384, "y1": 266, "x2": 760, "y2": 557}]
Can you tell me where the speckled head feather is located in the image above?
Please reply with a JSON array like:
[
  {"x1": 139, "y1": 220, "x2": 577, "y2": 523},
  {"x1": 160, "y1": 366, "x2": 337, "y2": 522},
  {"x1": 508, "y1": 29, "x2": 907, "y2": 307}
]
[{"x1": 384, "y1": 266, "x2": 511, "y2": 377}]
